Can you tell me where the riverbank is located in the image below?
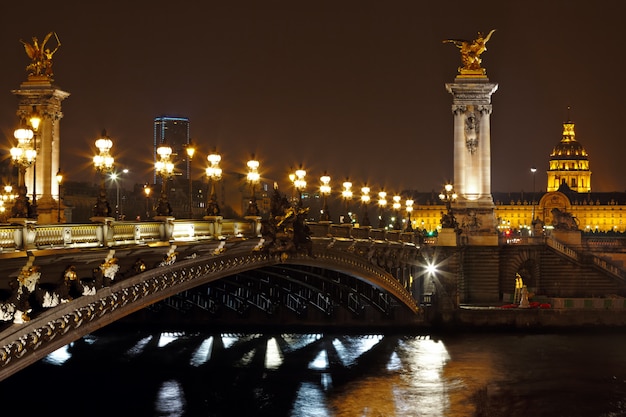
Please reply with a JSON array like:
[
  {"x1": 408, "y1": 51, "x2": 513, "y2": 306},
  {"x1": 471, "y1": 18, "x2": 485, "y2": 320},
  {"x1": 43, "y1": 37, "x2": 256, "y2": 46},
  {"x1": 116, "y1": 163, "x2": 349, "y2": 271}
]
[{"x1": 430, "y1": 305, "x2": 626, "y2": 330}]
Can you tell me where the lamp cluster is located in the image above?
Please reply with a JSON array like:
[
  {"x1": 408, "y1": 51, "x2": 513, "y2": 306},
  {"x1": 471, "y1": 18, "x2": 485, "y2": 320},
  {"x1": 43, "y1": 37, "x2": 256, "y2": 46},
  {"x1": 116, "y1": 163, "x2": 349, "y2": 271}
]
[
  {"x1": 9, "y1": 119, "x2": 38, "y2": 219},
  {"x1": 2, "y1": 115, "x2": 455, "y2": 231}
]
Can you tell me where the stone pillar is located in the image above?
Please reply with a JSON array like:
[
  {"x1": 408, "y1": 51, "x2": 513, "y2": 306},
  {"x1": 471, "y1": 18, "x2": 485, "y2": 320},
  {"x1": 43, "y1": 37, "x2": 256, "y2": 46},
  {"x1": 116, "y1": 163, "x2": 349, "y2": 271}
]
[
  {"x1": 445, "y1": 77, "x2": 499, "y2": 242},
  {"x1": 446, "y1": 80, "x2": 497, "y2": 204},
  {"x1": 12, "y1": 76, "x2": 70, "y2": 224}
]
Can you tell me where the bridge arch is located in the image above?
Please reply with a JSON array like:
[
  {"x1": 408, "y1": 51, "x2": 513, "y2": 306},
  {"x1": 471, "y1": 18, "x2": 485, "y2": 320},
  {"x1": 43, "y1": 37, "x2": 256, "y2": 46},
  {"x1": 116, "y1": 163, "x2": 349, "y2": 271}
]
[
  {"x1": 500, "y1": 247, "x2": 541, "y2": 298},
  {"x1": 0, "y1": 237, "x2": 419, "y2": 381}
]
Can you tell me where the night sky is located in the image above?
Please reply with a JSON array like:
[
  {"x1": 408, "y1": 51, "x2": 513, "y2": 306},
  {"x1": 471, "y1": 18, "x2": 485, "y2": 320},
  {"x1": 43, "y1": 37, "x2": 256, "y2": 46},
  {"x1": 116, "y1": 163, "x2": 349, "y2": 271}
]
[{"x1": 1, "y1": 1, "x2": 625, "y2": 194}]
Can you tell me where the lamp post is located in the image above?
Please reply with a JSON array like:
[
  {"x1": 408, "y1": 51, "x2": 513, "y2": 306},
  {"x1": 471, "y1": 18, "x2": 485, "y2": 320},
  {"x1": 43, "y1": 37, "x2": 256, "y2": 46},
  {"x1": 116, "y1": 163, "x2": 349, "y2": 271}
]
[
  {"x1": 341, "y1": 180, "x2": 353, "y2": 224},
  {"x1": 392, "y1": 195, "x2": 402, "y2": 230},
  {"x1": 28, "y1": 110, "x2": 41, "y2": 218},
  {"x1": 530, "y1": 166, "x2": 537, "y2": 222},
  {"x1": 186, "y1": 143, "x2": 196, "y2": 218},
  {"x1": 378, "y1": 191, "x2": 387, "y2": 229},
  {"x1": 109, "y1": 168, "x2": 128, "y2": 220},
  {"x1": 246, "y1": 155, "x2": 260, "y2": 217},
  {"x1": 405, "y1": 198, "x2": 414, "y2": 232},
  {"x1": 360, "y1": 186, "x2": 371, "y2": 227},
  {"x1": 294, "y1": 166, "x2": 306, "y2": 207},
  {"x1": 10, "y1": 122, "x2": 37, "y2": 219},
  {"x1": 143, "y1": 185, "x2": 152, "y2": 219},
  {"x1": 205, "y1": 149, "x2": 222, "y2": 216},
  {"x1": 439, "y1": 183, "x2": 458, "y2": 229},
  {"x1": 289, "y1": 171, "x2": 296, "y2": 204},
  {"x1": 92, "y1": 130, "x2": 115, "y2": 218},
  {"x1": 56, "y1": 170, "x2": 63, "y2": 222},
  {"x1": 320, "y1": 173, "x2": 331, "y2": 222},
  {"x1": 155, "y1": 143, "x2": 174, "y2": 217}
]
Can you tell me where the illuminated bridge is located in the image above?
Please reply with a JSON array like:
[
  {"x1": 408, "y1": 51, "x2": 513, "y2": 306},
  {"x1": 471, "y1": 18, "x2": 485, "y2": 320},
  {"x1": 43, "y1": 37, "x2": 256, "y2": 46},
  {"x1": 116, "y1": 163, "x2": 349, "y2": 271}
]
[{"x1": 0, "y1": 217, "x2": 423, "y2": 381}]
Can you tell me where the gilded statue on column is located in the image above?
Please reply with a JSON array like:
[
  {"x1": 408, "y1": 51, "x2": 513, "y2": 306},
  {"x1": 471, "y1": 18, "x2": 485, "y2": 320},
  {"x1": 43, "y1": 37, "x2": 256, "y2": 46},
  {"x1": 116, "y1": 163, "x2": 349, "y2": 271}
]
[
  {"x1": 443, "y1": 30, "x2": 495, "y2": 76},
  {"x1": 20, "y1": 32, "x2": 61, "y2": 79}
]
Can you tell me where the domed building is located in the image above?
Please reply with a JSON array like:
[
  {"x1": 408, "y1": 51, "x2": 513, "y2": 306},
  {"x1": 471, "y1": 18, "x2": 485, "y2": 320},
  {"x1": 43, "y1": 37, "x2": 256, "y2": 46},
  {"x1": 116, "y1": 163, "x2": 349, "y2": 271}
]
[{"x1": 546, "y1": 120, "x2": 591, "y2": 193}]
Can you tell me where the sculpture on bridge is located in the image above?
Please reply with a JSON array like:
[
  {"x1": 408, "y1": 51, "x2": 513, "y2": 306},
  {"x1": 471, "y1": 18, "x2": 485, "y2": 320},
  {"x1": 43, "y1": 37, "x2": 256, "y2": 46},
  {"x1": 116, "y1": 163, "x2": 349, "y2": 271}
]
[
  {"x1": 158, "y1": 245, "x2": 178, "y2": 267},
  {"x1": 260, "y1": 184, "x2": 313, "y2": 258},
  {"x1": 551, "y1": 208, "x2": 579, "y2": 231},
  {"x1": 93, "y1": 251, "x2": 120, "y2": 288},
  {"x1": 20, "y1": 31, "x2": 61, "y2": 78},
  {"x1": 1, "y1": 264, "x2": 41, "y2": 323},
  {"x1": 440, "y1": 210, "x2": 459, "y2": 231},
  {"x1": 55, "y1": 266, "x2": 96, "y2": 302},
  {"x1": 443, "y1": 29, "x2": 495, "y2": 75}
]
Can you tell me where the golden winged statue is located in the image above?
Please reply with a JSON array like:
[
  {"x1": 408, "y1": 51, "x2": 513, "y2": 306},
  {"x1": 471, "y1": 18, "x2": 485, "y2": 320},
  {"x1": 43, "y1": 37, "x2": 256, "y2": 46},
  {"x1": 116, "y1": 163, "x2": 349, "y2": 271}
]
[
  {"x1": 20, "y1": 32, "x2": 61, "y2": 79},
  {"x1": 443, "y1": 29, "x2": 495, "y2": 76}
]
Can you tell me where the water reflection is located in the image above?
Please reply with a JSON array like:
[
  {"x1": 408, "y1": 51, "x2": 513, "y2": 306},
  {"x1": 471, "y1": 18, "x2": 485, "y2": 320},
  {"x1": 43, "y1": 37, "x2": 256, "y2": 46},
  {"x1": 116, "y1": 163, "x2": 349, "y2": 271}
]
[
  {"x1": 155, "y1": 380, "x2": 185, "y2": 417},
  {"x1": 4, "y1": 331, "x2": 626, "y2": 416}
]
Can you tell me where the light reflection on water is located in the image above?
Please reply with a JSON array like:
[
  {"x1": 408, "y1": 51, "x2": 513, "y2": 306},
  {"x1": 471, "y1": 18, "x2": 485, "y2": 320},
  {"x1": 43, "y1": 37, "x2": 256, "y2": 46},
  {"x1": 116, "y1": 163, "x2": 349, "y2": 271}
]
[
  {"x1": 155, "y1": 380, "x2": 185, "y2": 417},
  {"x1": 7, "y1": 331, "x2": 626, "y2": 416}
]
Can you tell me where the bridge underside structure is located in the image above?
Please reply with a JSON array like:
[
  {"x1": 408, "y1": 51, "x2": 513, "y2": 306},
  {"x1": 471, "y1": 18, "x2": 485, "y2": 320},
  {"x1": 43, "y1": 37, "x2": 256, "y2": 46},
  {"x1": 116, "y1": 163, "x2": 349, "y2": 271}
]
[{"x1": 0, "y1": 235, "x2": 421, "y2": 381}]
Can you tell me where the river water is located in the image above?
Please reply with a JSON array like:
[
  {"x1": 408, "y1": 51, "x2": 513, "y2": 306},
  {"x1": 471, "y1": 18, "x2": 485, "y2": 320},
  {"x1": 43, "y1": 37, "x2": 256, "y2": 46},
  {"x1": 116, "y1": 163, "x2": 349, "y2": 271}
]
[{"x1": 2, "y1": 328, "x2": 626, "y2": 416}]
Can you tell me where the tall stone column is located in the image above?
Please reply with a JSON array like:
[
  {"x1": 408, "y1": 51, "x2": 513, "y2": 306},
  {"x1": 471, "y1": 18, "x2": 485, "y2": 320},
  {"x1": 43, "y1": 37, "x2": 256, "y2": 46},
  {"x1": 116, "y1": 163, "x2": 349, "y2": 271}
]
[
  {"x1": 445, "y1": 78, "x2": 498, "y2": 243},
  {"x1": 446, "y1": 81, "x2": 497, "y2": 203},
  {"x1": 13, "y1": 76, "x2": 70, "y2": 224}
]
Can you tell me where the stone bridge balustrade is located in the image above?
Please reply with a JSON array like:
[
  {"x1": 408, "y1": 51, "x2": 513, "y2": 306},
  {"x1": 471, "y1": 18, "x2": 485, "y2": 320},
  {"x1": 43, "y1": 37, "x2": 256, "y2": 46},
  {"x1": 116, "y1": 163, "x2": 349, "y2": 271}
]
[{"x1": 0, "y1": 218, "x2": 425, "y2": 251}]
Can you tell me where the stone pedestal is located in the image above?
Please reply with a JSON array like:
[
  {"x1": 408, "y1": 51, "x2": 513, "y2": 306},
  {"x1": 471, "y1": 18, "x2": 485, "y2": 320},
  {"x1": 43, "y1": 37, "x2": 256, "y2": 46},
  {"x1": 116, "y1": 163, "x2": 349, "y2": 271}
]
[
  {"x1": 8, "y1": 218, "x2": 37, "y2": 250},
  {"x1": 245, "y1": 216, "x2": 262, "y2": 237},
  {"x1": 154, "y1": 216, "x2": 175, "y2": 241},
  {"x1": 551, "y1": 230, "x2": 582, "y2": 246},
  {"x1": 437, "y1": 228, "x2": 458, "y2": 246},
  {"x1": 89, "y1": 216, "x2": 115, "y2": 246},
  {"x1": 203, "y1": 215, "x2": 224, "y2": 239},
  {"x1": 454, "y1": 205, "x2": 499, "y2": 245}
]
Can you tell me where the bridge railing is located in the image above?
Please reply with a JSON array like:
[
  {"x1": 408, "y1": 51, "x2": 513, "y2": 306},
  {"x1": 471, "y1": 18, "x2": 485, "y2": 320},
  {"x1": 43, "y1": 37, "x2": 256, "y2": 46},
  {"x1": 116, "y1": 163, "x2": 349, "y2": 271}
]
[
  {"x1": 1, "y1": 218, "x2": 421, "y2": 251},
  {"x1": 307, "y1": 222, "x2": 419, "y2": 244}
]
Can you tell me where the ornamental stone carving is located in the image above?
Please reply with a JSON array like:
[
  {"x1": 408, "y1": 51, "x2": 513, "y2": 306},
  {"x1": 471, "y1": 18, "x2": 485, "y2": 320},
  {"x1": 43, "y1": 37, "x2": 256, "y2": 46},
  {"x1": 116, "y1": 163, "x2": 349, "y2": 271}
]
[{"x1": 465, "y1": 112, "x2": 479, "y2": 154}]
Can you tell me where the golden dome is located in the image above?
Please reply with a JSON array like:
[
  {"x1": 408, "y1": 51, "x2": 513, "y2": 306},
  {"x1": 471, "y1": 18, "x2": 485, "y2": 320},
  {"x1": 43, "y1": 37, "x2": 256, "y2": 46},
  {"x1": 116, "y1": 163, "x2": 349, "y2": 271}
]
[{"x1": 549, "y1": 121, "x2": 589, "y2": 160}]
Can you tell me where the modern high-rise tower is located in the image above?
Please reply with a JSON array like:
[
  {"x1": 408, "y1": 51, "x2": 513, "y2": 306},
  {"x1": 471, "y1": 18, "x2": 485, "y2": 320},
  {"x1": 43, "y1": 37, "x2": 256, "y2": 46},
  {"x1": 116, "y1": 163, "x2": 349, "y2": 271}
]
[{"x1": 153, "y1": 116, "x2": 191, "y2": 182}]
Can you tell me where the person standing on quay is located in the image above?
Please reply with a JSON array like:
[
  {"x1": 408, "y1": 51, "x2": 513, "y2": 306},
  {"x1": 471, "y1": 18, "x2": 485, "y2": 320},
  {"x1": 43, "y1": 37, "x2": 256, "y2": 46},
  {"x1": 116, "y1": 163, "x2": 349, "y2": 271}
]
[{"x1": 514, "y1": 273, "x2": 524, "y2": 304}]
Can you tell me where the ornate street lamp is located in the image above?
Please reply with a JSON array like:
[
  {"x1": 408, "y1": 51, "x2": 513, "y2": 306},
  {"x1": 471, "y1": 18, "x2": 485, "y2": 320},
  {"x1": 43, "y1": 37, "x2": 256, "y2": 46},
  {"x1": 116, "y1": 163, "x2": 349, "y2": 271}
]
[
  {"x1": 405, "y1": 198, "x2": 414, "y2": 232},
  {"x1": 109, "y1": 168, "x2": 128, "y2": 220},
  {"x1": 28, "y1": 109, "x2": 41, "y2": 218},
  {"x1": 144, "y1": 185, "x2": 152, "y2": 219},
  {"x1": 289, "y1": 171, "x2": 296, "y2": 204},
  {"x1": 360, "y1": 186, "x2": 371, "y2": 227},
  {"x1": 341, "y1": 180, "x2": 353, "y2": 224},
  {"x1": 378, "y1": 191, "x2": 387, "y2": 229},
  {"x1": 530, "y1": 166, "x2": 537, "y2": 222},
  {"x1": 392, "y1": 195, "x2": 402, "y2": 230},
  {"x1": 205, "y1": 149, "x2": 222, "y2": 216},
  {"x1": 439, "y1": 183, "x2": 458, "y2": 229},
  {"x1": 155, "y1": 142, "x2": 175, "y2": 216},
  {"x1": 10, "y1": 122, "x2": 36, "y2": 219},
  {"x1": 92, "y1": 130, "x2": 115, "y2": 218},
  {"x1": 294, "y1": 166, "x2": 306, "y2": 207},
  {"x1": 56, "y1": 170, "x2": 63, "y2": 223},
  {"x1": 246, "y1": 155, "x2": 260, "y2": 217},
  {"x1": 185, "y1": 143, "x2": 196, "y2": 218},
  {"x1": 319, "y1": 173, "x2": 331, "y2": 222}
]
